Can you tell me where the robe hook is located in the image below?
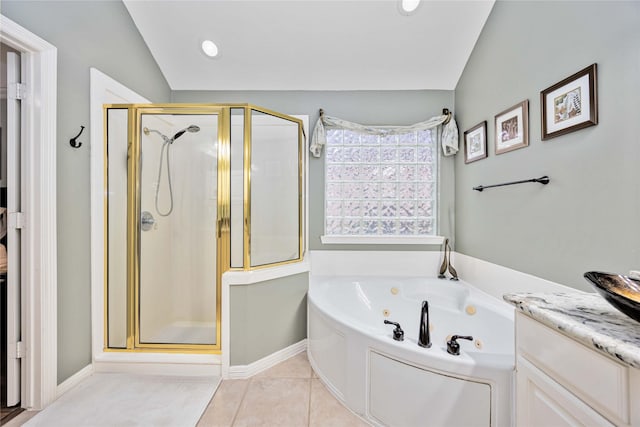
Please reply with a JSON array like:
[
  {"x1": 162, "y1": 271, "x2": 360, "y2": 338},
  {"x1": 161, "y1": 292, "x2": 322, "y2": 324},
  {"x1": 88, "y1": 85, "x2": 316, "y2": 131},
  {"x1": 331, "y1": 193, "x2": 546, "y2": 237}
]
[{"x1": 70, "y1": 125, "x2": 85, "y2": 148}]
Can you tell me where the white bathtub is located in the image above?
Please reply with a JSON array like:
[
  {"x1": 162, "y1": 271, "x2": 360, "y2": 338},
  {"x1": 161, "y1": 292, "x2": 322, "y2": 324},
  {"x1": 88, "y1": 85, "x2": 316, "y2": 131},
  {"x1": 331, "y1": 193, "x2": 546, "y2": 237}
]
[{"x1": 307, "y1": 275, "x2": 515, "y2": 427}]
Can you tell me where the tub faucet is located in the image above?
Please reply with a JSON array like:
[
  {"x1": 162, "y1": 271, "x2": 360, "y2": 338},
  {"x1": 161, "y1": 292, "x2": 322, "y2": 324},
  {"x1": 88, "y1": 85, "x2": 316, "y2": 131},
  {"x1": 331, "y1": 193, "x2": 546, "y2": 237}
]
[{"x1": 418, "y1": 301, "x2": 432, "y2": 348}]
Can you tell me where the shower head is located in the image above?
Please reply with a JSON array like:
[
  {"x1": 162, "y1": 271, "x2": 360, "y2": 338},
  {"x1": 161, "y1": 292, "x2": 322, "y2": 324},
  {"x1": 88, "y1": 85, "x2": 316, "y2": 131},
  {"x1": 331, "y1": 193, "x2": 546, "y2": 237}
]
[
  {"x1": 143, "y1": 125, "x2": 200, "y2": 144},
  {"x1": 171, "y1": 125, "x2": 200, "y2": 142}
]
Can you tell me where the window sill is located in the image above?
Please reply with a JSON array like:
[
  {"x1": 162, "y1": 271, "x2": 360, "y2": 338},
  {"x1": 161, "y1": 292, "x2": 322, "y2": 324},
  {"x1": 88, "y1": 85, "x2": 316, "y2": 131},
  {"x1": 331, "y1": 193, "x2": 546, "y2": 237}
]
[{"x1": 320, "y1": 235, "x2": 445, "y2": 245}]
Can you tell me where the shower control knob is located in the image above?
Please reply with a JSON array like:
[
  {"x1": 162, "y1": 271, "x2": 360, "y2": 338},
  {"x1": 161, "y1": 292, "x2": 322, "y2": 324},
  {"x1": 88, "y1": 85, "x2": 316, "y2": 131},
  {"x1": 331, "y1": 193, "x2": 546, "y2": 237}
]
[{"x1": 141, "y1": 211, "x2": 156, "y2": 232}]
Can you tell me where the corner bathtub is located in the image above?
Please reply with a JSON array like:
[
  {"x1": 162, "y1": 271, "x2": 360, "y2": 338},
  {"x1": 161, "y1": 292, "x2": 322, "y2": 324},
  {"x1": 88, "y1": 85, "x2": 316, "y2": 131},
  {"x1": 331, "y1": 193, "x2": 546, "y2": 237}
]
[{"x1": 307, "y1": 275, "x2": 514, "y2": 427}]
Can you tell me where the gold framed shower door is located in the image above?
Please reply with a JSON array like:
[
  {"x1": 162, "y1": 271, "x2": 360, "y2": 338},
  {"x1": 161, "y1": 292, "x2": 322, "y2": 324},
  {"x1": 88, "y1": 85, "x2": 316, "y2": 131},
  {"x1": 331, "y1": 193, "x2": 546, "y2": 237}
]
[{"x1": 103, "y1": 104, "x2": 304, "y2": 354}]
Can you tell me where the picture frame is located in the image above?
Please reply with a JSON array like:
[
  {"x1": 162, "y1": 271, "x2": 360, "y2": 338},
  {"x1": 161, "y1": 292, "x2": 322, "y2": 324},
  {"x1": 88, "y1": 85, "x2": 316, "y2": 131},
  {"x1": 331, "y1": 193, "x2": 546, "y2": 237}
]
[
  {"x1": 495, "y1": 100, "x2": 529, "y2": 155},
  {"x1": 540, "y1": 63, "x2": 598, "y2": 140},
  {"x1": 464, "y1": 121, "x2": 487, "y2": 164}
]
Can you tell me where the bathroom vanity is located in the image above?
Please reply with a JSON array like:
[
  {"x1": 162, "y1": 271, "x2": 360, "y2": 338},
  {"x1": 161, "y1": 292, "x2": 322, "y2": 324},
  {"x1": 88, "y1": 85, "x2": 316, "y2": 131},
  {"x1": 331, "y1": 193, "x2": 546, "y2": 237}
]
[{"x1": 505, "y1": 293, "x2": 640, "y2": 427}]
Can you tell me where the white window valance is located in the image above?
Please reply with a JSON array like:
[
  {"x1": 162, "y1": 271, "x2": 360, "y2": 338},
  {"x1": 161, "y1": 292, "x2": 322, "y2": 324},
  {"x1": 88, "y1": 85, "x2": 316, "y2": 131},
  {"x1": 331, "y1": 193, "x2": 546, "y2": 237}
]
[{"x1": 310, "y1": 111, "x2": 459, "y2": 158}]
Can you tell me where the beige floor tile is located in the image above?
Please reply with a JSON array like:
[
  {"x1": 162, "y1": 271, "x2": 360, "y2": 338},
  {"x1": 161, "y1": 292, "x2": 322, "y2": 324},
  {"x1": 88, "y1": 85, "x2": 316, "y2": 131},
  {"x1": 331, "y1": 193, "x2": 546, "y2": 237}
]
[
  {"x1": 233, "y1": 378, "x2": 310, "y2": 427},
  {"x1": 254, "y1": 352, "x2": 312, "y2": 379},
  {"x1": 309, "y1": 379, "x2": 370, "y2": 427},
  {"x1": 198, "y1": 379, "x2": 249, "y2": 427}
]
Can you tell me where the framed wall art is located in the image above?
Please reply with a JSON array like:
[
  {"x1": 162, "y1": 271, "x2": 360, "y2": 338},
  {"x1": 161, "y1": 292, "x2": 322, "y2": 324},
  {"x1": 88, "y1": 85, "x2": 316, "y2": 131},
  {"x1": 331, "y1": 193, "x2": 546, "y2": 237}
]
[
  {"x1": 495, "y1": 100, "x2": 529, "y2": 155},
  {"x1": 541, "y1": 63, "x2": 598, "y2": 140},
  {"x1": 464, "y1": 121, "x2": 487, "y2": 164}
]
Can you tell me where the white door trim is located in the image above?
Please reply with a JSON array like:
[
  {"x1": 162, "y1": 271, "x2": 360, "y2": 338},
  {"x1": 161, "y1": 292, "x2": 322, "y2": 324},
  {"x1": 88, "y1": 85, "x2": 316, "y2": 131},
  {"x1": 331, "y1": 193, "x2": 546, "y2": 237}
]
[
  {"x1": 89, "y1": 68, "x2": 149, "y2": 360},
  {"x1": 0, "y1": 15, "x2": 58, "y2": 410}
]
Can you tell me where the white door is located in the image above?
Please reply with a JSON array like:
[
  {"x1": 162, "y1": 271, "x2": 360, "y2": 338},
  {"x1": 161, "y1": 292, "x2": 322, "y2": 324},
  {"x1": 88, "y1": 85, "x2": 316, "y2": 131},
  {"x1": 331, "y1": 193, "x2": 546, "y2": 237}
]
[{"x1": 6, "y1": 50, "x2": 23, "y2": 407}]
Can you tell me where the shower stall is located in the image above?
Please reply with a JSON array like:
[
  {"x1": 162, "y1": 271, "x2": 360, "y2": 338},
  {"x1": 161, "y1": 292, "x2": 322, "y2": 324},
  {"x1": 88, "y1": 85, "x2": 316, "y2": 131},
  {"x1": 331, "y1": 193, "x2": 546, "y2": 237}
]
[{"x1": 104, "y1": 104, "x2": 304, "y2": 353}]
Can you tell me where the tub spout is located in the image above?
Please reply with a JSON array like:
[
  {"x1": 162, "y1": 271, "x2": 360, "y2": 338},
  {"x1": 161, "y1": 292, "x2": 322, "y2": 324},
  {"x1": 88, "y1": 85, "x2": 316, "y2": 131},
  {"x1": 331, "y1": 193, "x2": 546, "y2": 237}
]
[{"x1": 418, "y1": 301, "x2": 432, "y2": 348}]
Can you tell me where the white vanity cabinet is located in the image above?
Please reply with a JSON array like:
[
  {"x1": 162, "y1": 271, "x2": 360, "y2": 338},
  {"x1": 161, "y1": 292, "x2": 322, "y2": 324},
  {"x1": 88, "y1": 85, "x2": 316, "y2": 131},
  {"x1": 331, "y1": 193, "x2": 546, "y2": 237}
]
[{"x1": 515, "y1": 312, "x2": 640, "y2": 427}]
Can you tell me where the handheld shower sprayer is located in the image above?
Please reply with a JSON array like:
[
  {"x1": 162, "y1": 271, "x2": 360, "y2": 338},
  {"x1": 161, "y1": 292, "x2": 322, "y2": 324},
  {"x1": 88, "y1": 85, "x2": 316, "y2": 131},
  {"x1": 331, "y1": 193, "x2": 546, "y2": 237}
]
[
  {"x1": 170, "y1": 125, "x2": 200, "y2": 142},
  {"x1": 143, "y1": 124, "x2": 201, "y2": 216}
]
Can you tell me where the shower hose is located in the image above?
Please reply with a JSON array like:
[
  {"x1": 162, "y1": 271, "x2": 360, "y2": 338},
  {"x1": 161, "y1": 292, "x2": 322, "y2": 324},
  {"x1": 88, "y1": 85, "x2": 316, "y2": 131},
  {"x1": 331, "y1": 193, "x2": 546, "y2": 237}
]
[{"x1": 155, "y1": 140, "x2": 174, "y2": 217}]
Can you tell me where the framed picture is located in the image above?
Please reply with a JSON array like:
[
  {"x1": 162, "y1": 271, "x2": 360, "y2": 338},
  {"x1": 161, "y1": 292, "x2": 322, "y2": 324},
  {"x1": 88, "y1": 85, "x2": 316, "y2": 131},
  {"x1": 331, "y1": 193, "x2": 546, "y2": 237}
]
[
  {"x1": 540, "y1": 63, "x2": 598, "y2": 140},
  {"x1": 464, "y1": 121, "x2": 487, "y2": 164},
  {"x1": 495, "y1": 100, "x2": 529, "y2": 155}
]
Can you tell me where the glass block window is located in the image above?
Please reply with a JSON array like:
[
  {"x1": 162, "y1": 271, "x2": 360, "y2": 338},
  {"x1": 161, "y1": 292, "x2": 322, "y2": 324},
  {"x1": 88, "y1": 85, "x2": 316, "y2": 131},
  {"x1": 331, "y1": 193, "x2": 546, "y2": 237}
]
[{"x1": 324, "y1": 128, "x2": 437, "y2": 237}]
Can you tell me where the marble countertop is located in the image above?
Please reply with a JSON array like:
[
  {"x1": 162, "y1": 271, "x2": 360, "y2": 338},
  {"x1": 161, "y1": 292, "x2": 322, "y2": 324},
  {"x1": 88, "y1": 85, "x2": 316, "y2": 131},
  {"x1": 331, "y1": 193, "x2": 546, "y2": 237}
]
[{"x1": 503, "y1": 292, "x2": 640, "y2": 369}]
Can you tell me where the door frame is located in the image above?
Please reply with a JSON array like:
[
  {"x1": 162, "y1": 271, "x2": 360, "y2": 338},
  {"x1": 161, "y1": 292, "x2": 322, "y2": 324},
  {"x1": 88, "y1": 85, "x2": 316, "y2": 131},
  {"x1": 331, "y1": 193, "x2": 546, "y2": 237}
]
[{"x1": 0, "y1": 15, "x2": 58, "y2": 409}]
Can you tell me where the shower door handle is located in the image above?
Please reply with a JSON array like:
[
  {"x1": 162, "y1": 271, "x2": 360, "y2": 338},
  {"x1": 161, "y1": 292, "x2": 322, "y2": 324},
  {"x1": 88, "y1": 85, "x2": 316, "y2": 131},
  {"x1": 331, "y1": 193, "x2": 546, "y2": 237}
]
[
  {"x1": 141, "y1": 211, "x2": 156, "y2": 231},
  {"x1": 217, "y1": 218, "x2": 230, "y2": 238}
]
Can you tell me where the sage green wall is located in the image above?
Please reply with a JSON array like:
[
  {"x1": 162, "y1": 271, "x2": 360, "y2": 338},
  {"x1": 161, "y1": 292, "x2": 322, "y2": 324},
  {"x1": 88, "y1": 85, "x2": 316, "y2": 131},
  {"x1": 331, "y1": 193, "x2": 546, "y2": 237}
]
[
  {"x1": 2, "y1": 1, "x2": 171, "y2": 383},
  {"x1": 174, "y1": 90, "x2": 456, "y2": 250},
  {"x1": 229, "y1": 273, "x2": 308, "y2": 365},
  {"x1": 454, "y1": 1, "x2": 640, "y2": 290}
]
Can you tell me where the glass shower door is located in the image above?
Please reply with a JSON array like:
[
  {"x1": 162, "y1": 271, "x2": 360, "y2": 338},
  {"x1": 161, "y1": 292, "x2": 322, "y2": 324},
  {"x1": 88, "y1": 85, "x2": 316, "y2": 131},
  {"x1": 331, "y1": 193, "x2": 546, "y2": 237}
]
[
  {"x1": 137, "y1": 111, "x2": 222, "y2": 347},
  {"x1": 104, "y1": 103, "x2": 303, "y2": 353}
]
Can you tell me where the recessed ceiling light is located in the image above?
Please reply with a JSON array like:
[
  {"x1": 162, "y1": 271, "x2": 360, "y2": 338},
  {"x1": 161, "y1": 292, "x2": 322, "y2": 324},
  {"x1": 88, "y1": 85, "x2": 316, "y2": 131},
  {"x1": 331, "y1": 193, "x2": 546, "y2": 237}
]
[
  {"x1": 400, "y1": 0, "x2": 421, "y2": 14},
  {"x1": 201, "y1": 40, "x2": 219, "y2": 58}
]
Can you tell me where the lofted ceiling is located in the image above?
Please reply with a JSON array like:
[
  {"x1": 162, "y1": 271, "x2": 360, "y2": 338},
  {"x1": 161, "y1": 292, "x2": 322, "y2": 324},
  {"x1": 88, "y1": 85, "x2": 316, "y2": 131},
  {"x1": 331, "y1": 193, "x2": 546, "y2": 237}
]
[{"x1": 123, "y1": 0, "x2": 495, "y2": 91}]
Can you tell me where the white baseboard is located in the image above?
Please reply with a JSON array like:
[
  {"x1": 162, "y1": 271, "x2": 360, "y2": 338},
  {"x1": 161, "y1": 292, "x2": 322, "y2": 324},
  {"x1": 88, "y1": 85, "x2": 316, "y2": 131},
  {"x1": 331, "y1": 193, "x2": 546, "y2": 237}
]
[
  {"x1": 56, "y1": 364, "x2": 94, "y2": 398},
  {"x1": 228, "y1": 339, "x2": 307, "y2": 379}
]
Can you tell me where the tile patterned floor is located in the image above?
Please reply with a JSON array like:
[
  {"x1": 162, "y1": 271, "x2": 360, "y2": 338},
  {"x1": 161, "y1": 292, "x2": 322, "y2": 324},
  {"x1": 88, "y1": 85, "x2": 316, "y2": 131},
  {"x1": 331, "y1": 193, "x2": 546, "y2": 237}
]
[{"x1": 197, "y1": 352, "x2": 370, "y2": 427}]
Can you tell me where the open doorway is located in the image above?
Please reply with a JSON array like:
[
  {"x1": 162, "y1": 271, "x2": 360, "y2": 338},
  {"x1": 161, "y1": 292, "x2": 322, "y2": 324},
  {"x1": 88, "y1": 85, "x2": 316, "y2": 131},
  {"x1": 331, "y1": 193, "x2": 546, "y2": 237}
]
[
  {"x1": 0, "y1": 41, "x2": 22, "y2": 424},
  {"x1": 0, "y1": 15, "x2": 58, "y2": 412}
]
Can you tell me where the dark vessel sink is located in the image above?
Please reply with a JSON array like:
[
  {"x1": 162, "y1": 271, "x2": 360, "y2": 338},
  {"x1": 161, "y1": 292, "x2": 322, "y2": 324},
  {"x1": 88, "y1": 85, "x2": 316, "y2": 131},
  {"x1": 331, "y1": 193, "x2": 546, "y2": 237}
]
[{"x1": 584, "y1": 271, "x2": 640, "y2": 323}]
